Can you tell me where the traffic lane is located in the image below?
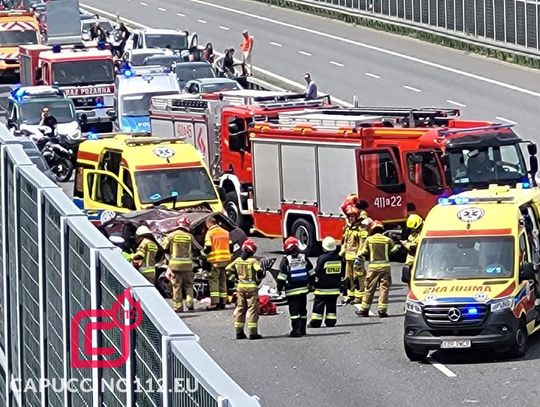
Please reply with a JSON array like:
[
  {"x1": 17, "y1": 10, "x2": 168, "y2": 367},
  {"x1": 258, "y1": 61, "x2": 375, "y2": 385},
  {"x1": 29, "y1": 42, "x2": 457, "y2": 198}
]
[{"x1": 88, "y1": 0, "x2": 539, "y2": 138}]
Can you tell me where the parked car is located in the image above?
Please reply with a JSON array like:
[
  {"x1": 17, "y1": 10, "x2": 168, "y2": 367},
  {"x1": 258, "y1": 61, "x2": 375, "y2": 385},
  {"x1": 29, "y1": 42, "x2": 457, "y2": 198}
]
[
  {"x1": 183, "y1": 77, "x2": 242, "y2": 94},
  {"x1": 175, "y1": 61, "x2": 216, "y2": 89}
]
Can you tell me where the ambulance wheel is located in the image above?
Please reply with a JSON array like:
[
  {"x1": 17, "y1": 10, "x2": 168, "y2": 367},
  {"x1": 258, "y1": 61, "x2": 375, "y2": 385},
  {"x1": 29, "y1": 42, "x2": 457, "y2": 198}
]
[
  {"x1": 225, "y1": 191, "x2": 250, "y2": 231},
  {"x1": 404, "y1": 342, "x2": 428, "y2": 362},
  {"x1": 291, "y1": 218, "x2": 317, "y2": 256},
  {"x1": 508, "y1": 321, "x2": 528, "y2": 358}
]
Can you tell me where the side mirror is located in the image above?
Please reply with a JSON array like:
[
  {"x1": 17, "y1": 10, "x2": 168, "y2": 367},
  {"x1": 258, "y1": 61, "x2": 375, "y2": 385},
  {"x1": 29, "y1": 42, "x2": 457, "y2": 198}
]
[
  {"x1": 106, "y1": 109, "x2": 117, "y2": 119},
  {"x1": 78, "y1": 113, "x2": 88, "y2": 125},
  {"x1": 520, "y1": 262, "x2": 536, "y2": 282},
  {"x1": 217, "y1": 186, "x2": 226, "y2": 202},
  {"x1": 529, "y1": 156, "x2": 538, "y2": 176},
  {"x1": 401, "y1": 265, "x2": 411, "y2": 284},
  {"x1": 528, "y1": 143, "x2": 538, "y2": 156}
]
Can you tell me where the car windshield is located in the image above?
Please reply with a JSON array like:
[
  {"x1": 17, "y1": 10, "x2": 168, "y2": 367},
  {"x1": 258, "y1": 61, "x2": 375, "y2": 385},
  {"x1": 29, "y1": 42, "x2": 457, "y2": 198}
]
[
  {"x1": 20, "y1": 100, "x2": 76, "y2": 125},
  {"x1": 200, "y1": 81, "x2": 241, "y2": 93},
  {"x1": 414, "y1": 236, "x2": 514, "y2": 280},
  {"x1": 144, "y1": 56, "x2": 182, "y2": 67},
  {"x1": 146, "y1": 34, "x2": 187, "y2": 50},
  {"x1": 176, "y1": 65, "x2": 215, "y2": 83},
  {"x1": 130, "y1": 52, "x2": 160, "y2": 66},
  {"x1": 0, "y1": 30, "x2": 37, "y2": 46},
  {"x1": 135, "y1": 167, "x2": 217, "y2": 204},
  {"x1": 122, "y1": 92, "x2": 174, "y2": 117},
  {"x1": 82, "y1": 21, "x2": 113, "y2": 33},
  {"x1": 52, "y1": 60, "x2": 114, "y2": 86},
  {"x1": 447, "y1": 143, "x2": 528, "y2": 190}
]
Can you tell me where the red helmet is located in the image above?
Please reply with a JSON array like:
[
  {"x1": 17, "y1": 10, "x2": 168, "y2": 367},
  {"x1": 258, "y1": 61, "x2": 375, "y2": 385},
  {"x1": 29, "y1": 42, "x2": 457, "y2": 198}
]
[
  {"x1": 370, "y1": 220, "x2": 384, "y2": 232},
  {"x1": 242, "y1": 239, "x2": 257, "y2": 254},
  {"x1": 176, "y1": 217, "x2": 190, "y2": 230},
  {"x1": 341, "y1": 193, "x2": 359, "y2": 214},
  {"x1": 345, "y1": 206, "x2": 360, "y2": 218},
  {"x1": 284, "y1": 236, "x2": 300, "y2": 251}
]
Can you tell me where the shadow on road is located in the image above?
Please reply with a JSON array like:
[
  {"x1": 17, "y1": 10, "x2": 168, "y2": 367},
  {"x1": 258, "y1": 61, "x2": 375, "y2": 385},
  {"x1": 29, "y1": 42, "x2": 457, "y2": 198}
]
[{"x1": 263, "y1": 331, "x2": 353, "y2": 340}]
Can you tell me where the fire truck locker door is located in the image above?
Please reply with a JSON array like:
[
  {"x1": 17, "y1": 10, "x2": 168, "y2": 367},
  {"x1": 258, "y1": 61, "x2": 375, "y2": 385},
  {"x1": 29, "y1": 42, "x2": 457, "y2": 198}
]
[
  {"x1": 355, "y1": 148, "x2": 406, "y2": 222},
  {"x1": 174, "y1": 120, "x2": 211, "y2": 165}
]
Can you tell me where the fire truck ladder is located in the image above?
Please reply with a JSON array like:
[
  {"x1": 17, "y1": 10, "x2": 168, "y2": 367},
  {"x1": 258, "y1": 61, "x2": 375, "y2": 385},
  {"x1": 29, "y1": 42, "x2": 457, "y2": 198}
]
[{"x1": 438, "y1": 123, "x2": 514, "y2": 136}]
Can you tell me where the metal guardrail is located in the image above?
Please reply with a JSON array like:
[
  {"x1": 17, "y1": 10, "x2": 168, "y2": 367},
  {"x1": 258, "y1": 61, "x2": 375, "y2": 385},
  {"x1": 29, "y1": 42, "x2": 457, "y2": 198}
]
[
  {"x1": 293, "y1": 0, "x2": 540, "y2": 55},
  {"x1": 0, "y1": 125, "x2": 260, "y2": 406}
]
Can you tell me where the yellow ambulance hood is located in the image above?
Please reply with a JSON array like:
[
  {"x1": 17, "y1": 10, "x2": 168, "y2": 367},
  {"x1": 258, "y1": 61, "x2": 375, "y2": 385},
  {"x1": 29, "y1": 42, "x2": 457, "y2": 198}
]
[
  {"x1": 0, "y1": 47, "x2": 19, "y2": 61},
  {"x1": 409, "y1": 279, "x2": 516, "y2": 303}
]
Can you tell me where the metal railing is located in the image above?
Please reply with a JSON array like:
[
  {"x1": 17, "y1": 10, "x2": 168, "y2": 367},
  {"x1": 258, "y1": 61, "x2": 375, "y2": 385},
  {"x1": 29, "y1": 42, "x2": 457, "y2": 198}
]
[
  {"x1": 0, "y1": 125, "x2": 260, "y2": 406},
  {"x1": 301, "y1": 0, "x2": 540, "y2": 54}
]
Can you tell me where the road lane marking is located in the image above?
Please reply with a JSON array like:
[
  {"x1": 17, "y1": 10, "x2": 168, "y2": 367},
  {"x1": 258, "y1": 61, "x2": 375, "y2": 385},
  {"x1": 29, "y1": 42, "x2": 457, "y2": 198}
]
[
  {"x1": 403, "y1": 85, "x2": 421, "y2": 92},
  {"x1": 270, "y1": 41, "x2": 282, "y2": 47},
  {"x1": 365, "y1": 72, "x2": 381, "y2": 79},
  {"x1": 158, "y1": 7, "x2": 167, "y2": 11},
  {"x1": 427, "y1": 356, "x2": 457, "y2": 377},
  {"x1": 299, "y1": 50, "x2": 312, "y2": 56},
  {"x1": 80, "y1": 2, "x2": 353, "y2": 107},
  {"x1": 177, "y1": 12, "x2": 186, "y2": 17},
  {"x1": 496, "y1": 116, "x2": 518, "y2": 124},
  {"x1": 219, "y1": 25, "x2": 230, "y2": 30},
  {"x1": 197, "y1": 18, "x2": 207, "y2": 23},
  {"x1": 446, "y1": 99, "x2": 466, "y2": 107},
  {"x1": 330, "y1": 61, "x2": 344, "y2": 67},
  {"x1": 189, "y1": 0, "x2": 540, "y2": 100},
  {"x1": 139, "y1": 1, "x2": 147, "y2": 5}
]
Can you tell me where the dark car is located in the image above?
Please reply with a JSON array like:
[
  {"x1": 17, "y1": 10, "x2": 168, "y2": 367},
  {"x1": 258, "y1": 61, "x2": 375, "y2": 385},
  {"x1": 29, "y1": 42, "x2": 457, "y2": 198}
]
[
  {"x1": 175, "y1": 61, "x2": 216, "y2": 88},
  {"x1": 143, "y1": 55, "x2": 184, "y2": 69}
]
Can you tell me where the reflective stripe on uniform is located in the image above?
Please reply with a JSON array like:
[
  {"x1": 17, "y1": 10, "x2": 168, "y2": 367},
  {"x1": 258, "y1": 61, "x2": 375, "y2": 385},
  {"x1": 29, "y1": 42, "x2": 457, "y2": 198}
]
[
  {"x1": 285, "y1": 287, "x2": 309, "y2": 296},
  {"x1": 314, "y1": 288, "x2": 340, "y2": 296},
  {"x1": 311, "y1": 313, "x2": 323, "y2": 320},
  {"x1": 234, "y1": 322, "x2": 245, "y2": 328},
  {"x1": 237, "y1": 282, "x2": 257, "y2": 290},
  {"x1": 326, "y1": 313, "x2": 337, "y2": 320},
  {"x1": 247, "y1": 322, "x2": 257, "y2": 328},
  {"x1": 205, "y1": 225, "x2": 232, "y2": 264}
]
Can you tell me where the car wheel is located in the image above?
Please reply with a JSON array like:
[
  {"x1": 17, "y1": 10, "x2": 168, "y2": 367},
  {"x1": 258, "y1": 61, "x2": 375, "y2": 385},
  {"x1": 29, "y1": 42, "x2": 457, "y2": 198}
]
[
  {"x1": 508, "y1": 321, "x2": 528, "y2": 358},
  {"x1": 404, "y1": 341, "x2": 428, "y2": 362},
  {"x1": 290, "y1": 218, "x2": 317, "y2": 256}
]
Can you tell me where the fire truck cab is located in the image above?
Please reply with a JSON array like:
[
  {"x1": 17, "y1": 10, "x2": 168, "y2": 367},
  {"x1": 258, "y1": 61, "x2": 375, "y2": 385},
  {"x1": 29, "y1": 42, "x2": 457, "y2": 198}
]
[
  {"x1": 149, "y1": 91, "x2": 332, "y2": 229},
  {"x1": 0, "y1": 10, "x2": 40, "y2": 78},
  {"x1": 19, "y1": 43, "x2": 115, "y2": 131}
]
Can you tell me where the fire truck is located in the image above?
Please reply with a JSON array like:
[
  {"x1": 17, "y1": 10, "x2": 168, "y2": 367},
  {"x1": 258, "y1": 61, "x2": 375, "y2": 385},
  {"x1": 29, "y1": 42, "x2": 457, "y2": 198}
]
[
  {"x1": 247, "y1": 108, "x2": 538, "y2": 253},
  {"x1": 18, "y1": 43, "x2": 115, "y2": 131},
  {"x1": 149, "y1": 90, "x2": 332, "y2": 229},
  {"x1": 0, "y1": 10, "x2": 40, "y2": 79}
]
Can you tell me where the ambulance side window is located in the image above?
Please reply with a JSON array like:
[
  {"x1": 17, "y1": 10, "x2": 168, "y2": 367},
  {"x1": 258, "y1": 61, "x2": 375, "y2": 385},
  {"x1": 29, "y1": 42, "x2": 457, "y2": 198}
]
[
  {"x1": 519, "y1": 233, "x2": 530, "y2": 264},
  {"x1": 97, "y1": 151, "x2": 122, "y2": 206},
  {"x1": 521, "y1": 205, "x2": 540, "y2": 266},
  {"x1": 120, "y1": 168, "x2": 135, "y2": 210},
  {"x1": 74, "y1": 164, "x2": 94, "y2": 198}
]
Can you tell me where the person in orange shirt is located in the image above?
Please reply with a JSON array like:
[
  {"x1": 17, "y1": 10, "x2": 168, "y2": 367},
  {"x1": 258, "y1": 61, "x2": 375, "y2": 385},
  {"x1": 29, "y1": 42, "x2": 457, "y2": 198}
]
[{"x1": 240, "y1": 29, "x2": 254, "y2": 76}]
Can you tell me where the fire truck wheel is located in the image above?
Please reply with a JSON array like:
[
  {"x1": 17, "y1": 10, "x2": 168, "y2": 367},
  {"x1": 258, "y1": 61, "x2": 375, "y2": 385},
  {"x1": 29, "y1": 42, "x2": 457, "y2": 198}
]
[
  {"x1": 291, "y1": 218, "x2": 317, "y2": 256},
  {"x1": 225, "y1": 191, "x2": 250, "y2": 231}
]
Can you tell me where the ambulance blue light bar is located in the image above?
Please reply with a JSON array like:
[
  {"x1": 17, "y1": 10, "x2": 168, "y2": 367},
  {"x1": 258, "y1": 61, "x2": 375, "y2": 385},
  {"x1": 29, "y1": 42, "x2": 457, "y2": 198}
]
[{"x1": 438, "y1": 197, "x2": 470, "y2": 205}]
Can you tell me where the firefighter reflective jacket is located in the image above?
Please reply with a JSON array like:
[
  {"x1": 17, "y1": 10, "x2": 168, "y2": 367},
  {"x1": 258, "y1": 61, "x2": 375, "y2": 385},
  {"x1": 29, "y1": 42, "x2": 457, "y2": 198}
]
[
  {"x1": 226, "y1": 257, "x2": 265, "y2": 292},
  {"x1": 276, "y1": 253, "x2": 315, "y2": 296},
  {"x1": 340, "y1": 222, "x2": 368, "y2": 260},
  {"x1": 162, "y1": 230, "x2": 193, "y2": 272},
  {"x1": 359, "y1": 233, "x2": 398, "y2": 270},
  {"x1": 204, "y1": 225, "x2": 232, "y2": 266},
  {"x1": 402, "y1": 230, "x2": 421, "y2": 265},
  {"x1": 135, "y1": 238, "x2": 158, "y2": 275},
  {"x1": 313, "y1": 252, "x2": 345, "y2": 296}
]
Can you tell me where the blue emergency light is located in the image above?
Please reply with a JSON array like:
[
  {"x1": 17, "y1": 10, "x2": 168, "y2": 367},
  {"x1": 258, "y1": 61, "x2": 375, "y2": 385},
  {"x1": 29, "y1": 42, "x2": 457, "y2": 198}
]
[
  {"x1": 95, "y1": 97, "x2": 104, "y2": 108},
  {"x1": 97, "y1": 41, "x2": 106, "y2": 50},
  {"x1": 87, "y1": 132, "x2": 98, "y2": 140},
  {"x1": 522, "y1": 182, "x2": 531, "y2": 189},
  {"x1": 52, "y1": 44, "x2": 61, "y2": 53},
  {"x1": 463, "y1": 306, "x2": 479, "y2": 317},
  {"x1": 438, "y1": 197, "x2": 470, "y2": 205}
]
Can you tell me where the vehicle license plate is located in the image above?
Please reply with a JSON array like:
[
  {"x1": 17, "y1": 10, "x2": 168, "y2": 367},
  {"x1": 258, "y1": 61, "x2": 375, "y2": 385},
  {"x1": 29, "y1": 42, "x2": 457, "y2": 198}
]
[{"x1": 441, "y1": 339, "x2": 471, "y2": 349}]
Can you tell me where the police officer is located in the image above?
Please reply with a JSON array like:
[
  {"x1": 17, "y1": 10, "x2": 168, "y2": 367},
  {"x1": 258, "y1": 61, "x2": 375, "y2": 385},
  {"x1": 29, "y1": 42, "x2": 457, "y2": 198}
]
[
  {"x1": 132, "y1": 226, "x2": 158, "y2": 283},
  {"x1": 203, "y1": 217, "x2": 232, "y2": 310},
  {"x1": 226, "y1": 239, "x2": 265, "y2": 340},
  {"x1": 309, "y1": 237, "x2": 344, "y2": 328},
  {"x1": 276, "y1": 237, "x2": 315, "y2": 337},
  {"x1": 357, "y1": 221, "x2": 399, "y2": 318},
  {"x1": 402, "y1": 214, "x2": 423, "y2": 267},
  {"x1": 162, "y1": 217, "x2": 194, "y2": 312}
]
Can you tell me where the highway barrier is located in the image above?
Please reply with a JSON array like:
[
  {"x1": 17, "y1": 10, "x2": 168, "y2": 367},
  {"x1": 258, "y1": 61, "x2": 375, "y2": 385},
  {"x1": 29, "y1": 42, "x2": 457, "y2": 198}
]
[
  {"x1": 0, "y1": 126, "x2": 260, "y2": 406},
  {"x1": 254, "y1": 0, "x2": 540, "y2": 68}
]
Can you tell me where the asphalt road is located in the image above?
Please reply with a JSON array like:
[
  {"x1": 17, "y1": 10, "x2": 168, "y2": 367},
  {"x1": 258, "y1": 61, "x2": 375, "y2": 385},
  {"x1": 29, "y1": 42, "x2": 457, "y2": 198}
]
[{"x1": 34, "y1": 1, "x2": 540, "y2": 405}]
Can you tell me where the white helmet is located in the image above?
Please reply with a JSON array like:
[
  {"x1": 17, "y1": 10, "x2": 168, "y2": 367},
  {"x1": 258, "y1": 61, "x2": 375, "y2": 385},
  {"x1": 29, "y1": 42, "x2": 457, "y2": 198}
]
[
  {"x1": 136, "y1": 225, "x2": 152, "y2": 236},
  {"x1": 322, "y1": 236, "x2": 337, "y2": 252}
]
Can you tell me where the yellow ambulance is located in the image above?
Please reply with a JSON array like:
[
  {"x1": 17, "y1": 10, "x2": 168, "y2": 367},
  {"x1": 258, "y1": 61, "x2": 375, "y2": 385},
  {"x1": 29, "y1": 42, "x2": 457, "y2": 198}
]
[
  {"x1": 73, "y1": 133, "x2": 224, "y2": 224},
  {"x1": 402, "y1": 184, "x2": 540, "y2": 360}
]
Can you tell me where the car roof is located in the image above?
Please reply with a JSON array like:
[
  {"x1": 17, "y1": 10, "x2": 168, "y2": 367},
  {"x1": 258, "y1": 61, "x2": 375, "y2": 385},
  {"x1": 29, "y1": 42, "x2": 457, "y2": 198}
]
[
  {"x1": 141, "y1": 28, "x2": 187, "y2": 35},
  {"x1": 190, "y1": 78, "x2": 237, "y2": 85},
  {"x1": 175, "y1": 62, "x2": 212, "y2": 69},
  {"x1": 130, "y1": 48, "x2": 164, "y2": 55}
]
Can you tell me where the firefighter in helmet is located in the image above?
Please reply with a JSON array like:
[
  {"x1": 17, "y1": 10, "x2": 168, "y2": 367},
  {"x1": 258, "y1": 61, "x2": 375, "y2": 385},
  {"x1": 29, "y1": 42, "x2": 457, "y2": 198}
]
[
  {"x1": 357, "y1": 220, "x2": 399, "y2": 318},
  {"x1": 162, "y1": 217, "x2": 195, "y2": 312},
  {"x1": 401, "y1": 214, "x2": 423, "y2": 267},
  {"x1": 276, "y1": 237, "x2": 315, "y2": 337},
  {"x1": 226, "y1": 239, "x2": 265, "y2": 340},
  {"x1": 132, "y1": 226, "x2": 159, "y2": 283}
]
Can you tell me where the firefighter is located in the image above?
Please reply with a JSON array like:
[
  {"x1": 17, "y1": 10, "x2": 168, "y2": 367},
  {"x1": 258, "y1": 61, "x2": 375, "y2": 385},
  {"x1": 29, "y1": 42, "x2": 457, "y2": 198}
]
[
  {"x1": 401, "y1": 214, "x2": 423, "y2": 267},
  {"x1": 226, "y1": 239, "x2": 265, "y2": 340},
  {"x1": 356, "y1": 221, "x2": 399, "y2": 318},
  {"x1": 132, "y1": 226, "x2": 158, "y2": 283},
  {"x1": 203, "y1": 217, "x2": 232, "y2": 310},
  {"x1": 308, "y1": 237, "x2": 344, "y2": 328},
  {"x1": 339, "y1": 207, "x2": 367, "y2": 304},
  {"x1": 276, "y1": 237, "x2": 315, "y2": 337},
  {"x1": 162, "y1": 217, "x2": 195, "y2": 312}
]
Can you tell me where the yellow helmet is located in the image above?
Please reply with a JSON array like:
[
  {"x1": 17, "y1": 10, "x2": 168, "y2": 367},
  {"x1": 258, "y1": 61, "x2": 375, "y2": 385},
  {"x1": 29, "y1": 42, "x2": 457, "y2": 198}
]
[{"x1": 406, "y1": 214, "x2": 423, "y2": 230}]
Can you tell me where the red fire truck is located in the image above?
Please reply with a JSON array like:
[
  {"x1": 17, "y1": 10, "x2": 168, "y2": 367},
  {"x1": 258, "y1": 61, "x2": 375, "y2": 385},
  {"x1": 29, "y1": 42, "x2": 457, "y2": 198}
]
[
  {"x1": 247, "y1": 108, "x2": 537, "y2": 253},
  {"x1": 149, "y1": 90, "x2": 332, "y2": 229},
  {"x1": 19, "y1": 43, "x2": 115, "y2": 131}
]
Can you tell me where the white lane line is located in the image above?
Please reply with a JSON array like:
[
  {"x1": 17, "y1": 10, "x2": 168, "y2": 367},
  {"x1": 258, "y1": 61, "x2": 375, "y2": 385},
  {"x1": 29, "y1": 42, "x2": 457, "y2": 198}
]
[
  {"x1": 177, "y1": 12, "x2": 185, "y2": 17},
  {"x1": 189, "y1": 0, "x2": 540, "y2": 100},
  {"x1": 403, "y1": 85, "x2": 422, "y2": 92},
  {"x1": 158, "y1": 7, "x2": 167, "y2": 11},
  {"x1": 219, "y1": 25, "x2": 230, "y2": 30},
  {"x1": 446, "y1": 99, "x2": 466, "y2": 107},
  {"x1": 427, "y1": 356, "x2": 457, "y2": 377},
  {"x1": 299, "y1": 50, "x2": 312, "y2": 56},
  {"x1": 270, "y1": 41, "x2": 282, "y2": 47},
  {"x1": 80, "y1": 2, "x2": 353, "y2": 107},
  {"x1": 330, "y1": 61, "x2": 344, "y2": 67},
  {"x1": 496, "y1": 116, "x2": 519, "y2": 125},
  {"x1": 139, "y1": 1, "x2": 147, "y2": 5},
  {"x1": 365, "y1": 72, "x2": 381, "y2": 79},
  {"x1": 197, "y1": 18, "x2": 207, "y2": 23}
]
